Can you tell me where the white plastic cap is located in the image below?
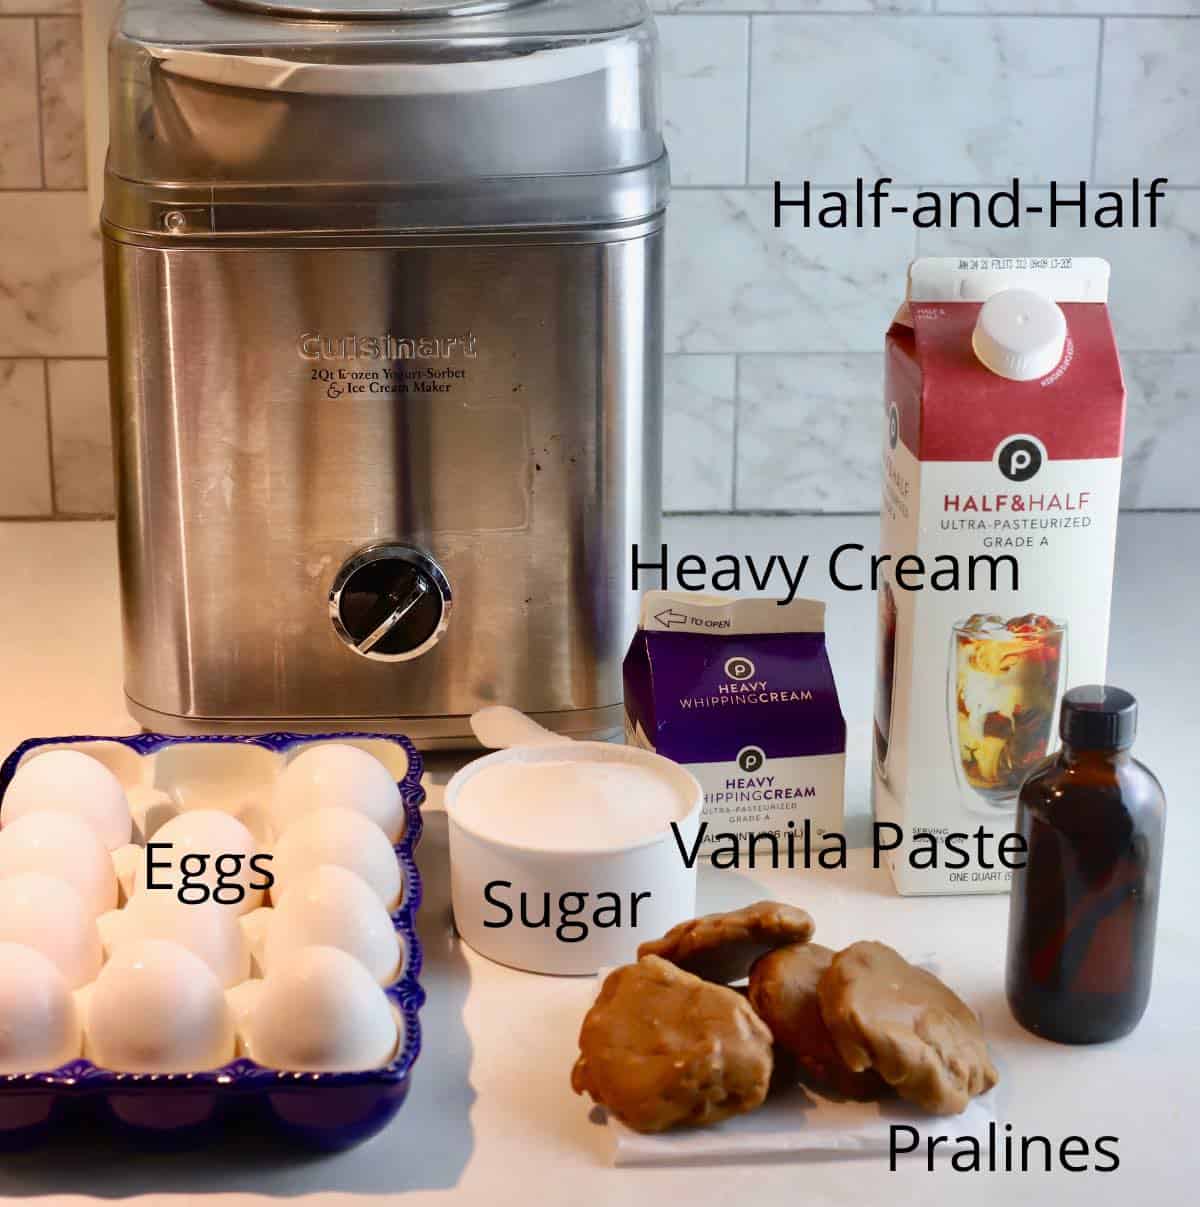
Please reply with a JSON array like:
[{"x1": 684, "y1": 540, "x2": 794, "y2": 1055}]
[{"x1": 972, "y1": 288, "x2": 1067, "y2": 381}]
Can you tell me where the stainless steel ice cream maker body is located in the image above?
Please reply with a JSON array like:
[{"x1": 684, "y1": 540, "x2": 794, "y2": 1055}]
[{"x1": 103, "y1": 0, "x2": 666, "y2": 745}]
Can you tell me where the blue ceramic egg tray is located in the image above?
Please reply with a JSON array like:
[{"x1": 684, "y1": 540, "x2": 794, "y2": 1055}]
[{"x1": 0, "y1": 731, "x2": 425, "y2": 1151}]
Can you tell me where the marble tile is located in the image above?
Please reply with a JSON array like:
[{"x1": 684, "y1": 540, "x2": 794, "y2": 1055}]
[
  {"x1": 0, "y1": 19, "x2": 40, "y2": 188},
  {"x1": 749, "y1": 16, "x2": 1096, "y2": 186},
  {"x1": 38, "y1": 15, "x2": 84, "y2": 189},
  {"x1": 47, "y1": 358, "x2": 113, "y2": 514},
  {"x1": 915, "y1": 187, "x2": 1200, "y2": 352},
  {"x1": 663, "y1": 355, "x2": 736, "y2": 511},
  {"x1": 736, "y1": 353, "x2": 882, "y2": 511},
  {"x1": 943, "y1": 2, "x2": 1198, "y2": 11},
  {"x1": 1120, "y1": 353, "x2": 1200, "y2": 510},
  {"x1": 0, "y1": 359, "x2": 52, "y2": 517},
  {"x1": 1097, "y1": 19, "x2": 1200, "y2": 188},
  {"x1": 654, "y1": 2, "x2": 930, "y2": 12},
  {"x1": 0, "y1": 192, "x2": 105, "y2": 357},
  {"x1": 732, "y1": 348, "x2": 1200, "y2": 513},
  {"x1": 658, "y1": 16, "x2": 748, "y2": 186},
  {"x1": 667, "y1": 188, "x2": 916, "y2": 354}
]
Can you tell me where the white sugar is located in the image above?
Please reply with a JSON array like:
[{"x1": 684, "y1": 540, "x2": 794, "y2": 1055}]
[{"x1": 453, "y1": 759, "x2": 685, "y2": 851}]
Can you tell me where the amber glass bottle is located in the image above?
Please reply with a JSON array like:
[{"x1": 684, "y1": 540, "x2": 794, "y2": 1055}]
[{"x1": 1006, "y1": 685, "x2": 1165, "y2": 1044}]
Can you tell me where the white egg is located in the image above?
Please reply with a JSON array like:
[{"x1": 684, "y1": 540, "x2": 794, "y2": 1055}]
[
  {"x1": 0, "y1": 811, "x2": 118, "y2": 917},
  {"x1": 134, "y1": 809, "x2": 265, "y2": 915},
  {"x1": 0, "y1": 942, "x2": 83, "y2": 1073},
  {"x1": 265, "y1": 865, "x2": 402, "y2": 986},
  {"x1": 117, "y1": 892, "x2": 250, "y2": 988},
  {"x1": 87, "y1": 939, "x2": 236, "y2": 1073},
  {"x1": 2, "y1": 750, "x2": 132, "y2": 851},
  {"x1": 0, "y1": 873, "x2": 102, "y2": 988},
  {"x1": 271, "y1": 807, "x2": 401, "y2": 910},
  {"x1": 270, "y1": 744, "x2": 405, "y2": 843},
  {"x1": 248, "y1": 946, "x2": 397, "y2": 1072}
]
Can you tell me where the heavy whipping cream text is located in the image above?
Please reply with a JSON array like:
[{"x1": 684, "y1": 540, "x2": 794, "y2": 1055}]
[{"x1": 678, "y1": 681, "x2": 814, "y2": 709}]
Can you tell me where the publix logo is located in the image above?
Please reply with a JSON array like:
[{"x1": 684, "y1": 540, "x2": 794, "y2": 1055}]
[
  {"x1": 737, "y1": 745, "x2": 766, "y2": 773},
  {"x1": 724, "y1": 655, "x2": 756, "y2": 681},
  {"x1": 994, "y1": 432, "x2": 1047, "y2": 483}
]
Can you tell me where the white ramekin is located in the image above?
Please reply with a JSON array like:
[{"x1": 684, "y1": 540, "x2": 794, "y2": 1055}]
[{"x1": 445, "y1": 742, "x2": 702, "y2": 976}]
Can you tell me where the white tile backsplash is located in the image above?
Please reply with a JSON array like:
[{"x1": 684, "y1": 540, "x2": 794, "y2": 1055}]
[
  {"x1": 667, "y1": 188, "x2": 916, "y2": 354},
  {"x1": 38, "y1": 15, "x2": 85, "y2": 188},
  {"x1": 0, "y1": 6, "x2": 1196, "y2": 516},
  {"x1": 0, "y1": 19, "x2": 40, "y2": 188},
  {"x1": 47, "y1": 358, "x2": 112, "y2": 514},
  {"x1": 658, "y1": 15, "x2": 748, "y2": 186},
  {"x1": 654, "y1": 2, "x2": 931, "y2": 11},
  {"x1": 942, "y1": 2, "x2": 1200, "y2": 15},
  {"x1": 1121, "y1": 352, "x2": 1200, "y2": 509},
  {"x1": 0, "y1": 191, "x2": 105, "y2": 358},
  {"x1": 915, "y1": 188, "x2": 1200, "y2": 353},
  {"x1": 664, "y1": 355, "x2": 737, "y2": 510},
  {"x1": 749, "y1": 17, "x2": 1097, "y2": 186},
  {"x1": 737, "y1": 354, "x2": 881, "y2": 511},
  {"x1": 1098, "y1": 19, "x2": 1200, "y2": 188},
  {"x1": 0, "y1": 360, "x2": 52, "y2": 517}
]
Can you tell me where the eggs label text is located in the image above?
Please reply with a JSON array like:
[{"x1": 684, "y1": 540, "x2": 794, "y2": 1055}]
[{"x1": 144, "y1": 844, "x2": 275, "y2": 906}]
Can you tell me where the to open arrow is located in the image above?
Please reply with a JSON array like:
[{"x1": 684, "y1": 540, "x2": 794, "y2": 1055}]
[{"x1": 654, "y1": 608, "x2": 689, "y2": 628}]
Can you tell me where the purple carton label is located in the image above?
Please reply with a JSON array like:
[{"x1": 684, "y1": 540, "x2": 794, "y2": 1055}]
[
  {"x1": 625, "y1": 631, "x2": 845, "y2": 763},
  {"x1": 624, "y1": 593, "x2": 847, "y2": 846}
]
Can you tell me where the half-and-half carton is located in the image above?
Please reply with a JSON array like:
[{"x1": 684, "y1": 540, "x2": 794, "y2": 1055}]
[
  {"x1": 873, "y1": 257, "x2": 1125, "y2": 895},
  {"x1": 624, "y1": 591, "x2": 845, "y2": 856}
]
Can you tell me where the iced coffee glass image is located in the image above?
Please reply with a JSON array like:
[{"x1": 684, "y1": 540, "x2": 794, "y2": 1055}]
[
  {"x1": 949, "y1": 614, "x2": 1067, "y2": 811},
  {"x1": 873, "y1": 580, "x2": 899, "y2": 779}
]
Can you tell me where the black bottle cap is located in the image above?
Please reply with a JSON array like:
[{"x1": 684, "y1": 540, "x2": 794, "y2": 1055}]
[{"x1": 1060, "y1": 684, "x2": 1138, "y2": 750}]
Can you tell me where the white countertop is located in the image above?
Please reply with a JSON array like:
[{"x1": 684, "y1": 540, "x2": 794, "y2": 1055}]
[{"x1": 0, "y1": 513, "x2": 1196, "y2": 1204}]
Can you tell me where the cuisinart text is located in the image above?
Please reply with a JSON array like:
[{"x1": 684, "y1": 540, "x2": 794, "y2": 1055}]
[{"x1": 298, "y1": 332, "x2": 479, "y2": 360}]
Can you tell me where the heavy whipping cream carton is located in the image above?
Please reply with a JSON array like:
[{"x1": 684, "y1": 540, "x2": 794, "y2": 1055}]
[
  {"x1": 624, "y1": 592, "x2": 845, "y2": 859},
  {"x1": 874, "y1": 257, "x2": 1125, "y2": 895}
]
